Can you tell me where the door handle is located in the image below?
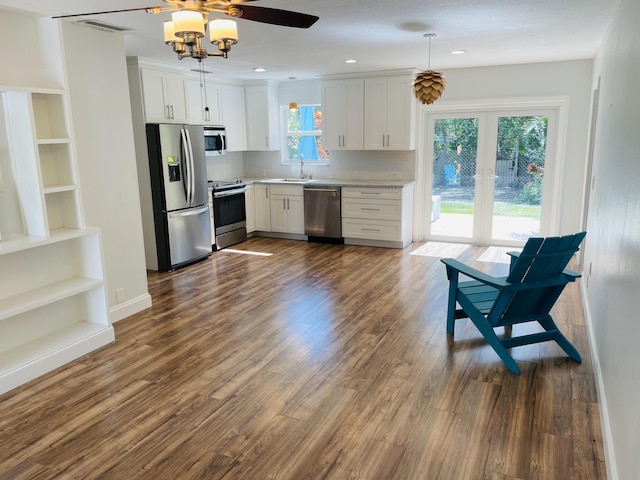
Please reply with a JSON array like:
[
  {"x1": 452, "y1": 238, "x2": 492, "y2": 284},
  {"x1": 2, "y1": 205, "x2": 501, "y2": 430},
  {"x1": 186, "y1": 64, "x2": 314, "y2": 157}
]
[{"x1": 169, "y1": 206, "x2": 209, "y2": 218}]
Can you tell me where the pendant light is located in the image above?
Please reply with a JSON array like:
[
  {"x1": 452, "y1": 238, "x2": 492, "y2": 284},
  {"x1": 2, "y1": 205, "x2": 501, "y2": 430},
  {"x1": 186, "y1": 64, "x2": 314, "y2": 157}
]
[{"x1": 413, "y1": 33, "x2": 446, "y2": 105}]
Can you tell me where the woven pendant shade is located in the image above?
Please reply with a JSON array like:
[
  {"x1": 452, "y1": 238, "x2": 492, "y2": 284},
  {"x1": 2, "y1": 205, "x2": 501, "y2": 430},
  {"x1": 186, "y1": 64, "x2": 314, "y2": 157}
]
[
  {"x1": 413, "y1": 70, "x2": 446, "y2": 105},
  {"x1": 413, "y1": 33, "x2": 445, "y2": 105}
]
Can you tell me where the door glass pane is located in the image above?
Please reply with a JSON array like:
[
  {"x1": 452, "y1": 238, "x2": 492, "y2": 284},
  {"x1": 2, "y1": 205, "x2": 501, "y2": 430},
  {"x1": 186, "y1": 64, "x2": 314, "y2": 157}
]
[
  {"x1": 431, "y1": 118, "x2": 478, "y2": 239},
  {"x1": 491, "y1": 115, "x2": 548, "y2": 241}
]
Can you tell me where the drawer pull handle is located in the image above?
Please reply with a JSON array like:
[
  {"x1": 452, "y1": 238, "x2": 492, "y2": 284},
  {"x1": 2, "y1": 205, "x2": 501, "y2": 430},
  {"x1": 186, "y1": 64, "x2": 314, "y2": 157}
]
[
  {"x1": 362, "y1": 228, "x2": 381, "y2": 232},
  {"x1": 361, "y1": 208, "x2": 381, "y2": 211}
]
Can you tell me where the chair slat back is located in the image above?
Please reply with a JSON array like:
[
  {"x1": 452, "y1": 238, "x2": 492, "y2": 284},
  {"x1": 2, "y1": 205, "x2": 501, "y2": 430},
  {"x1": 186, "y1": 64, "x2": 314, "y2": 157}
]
[{"x1": 506, "y1": 232, "x2": 586, "y2": 285}]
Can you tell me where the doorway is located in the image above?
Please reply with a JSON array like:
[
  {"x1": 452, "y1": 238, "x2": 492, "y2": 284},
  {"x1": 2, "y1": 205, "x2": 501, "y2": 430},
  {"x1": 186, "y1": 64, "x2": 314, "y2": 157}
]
[{"x1": 418, "y1": 106, "x2": 559, "y2": 246}]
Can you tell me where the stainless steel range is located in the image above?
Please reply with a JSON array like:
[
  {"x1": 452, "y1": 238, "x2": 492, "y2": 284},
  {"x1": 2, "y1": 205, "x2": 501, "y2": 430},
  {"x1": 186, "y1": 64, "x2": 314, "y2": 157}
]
[{"x1": 209, "y1": 179, "x2": 247, "y2": 249}]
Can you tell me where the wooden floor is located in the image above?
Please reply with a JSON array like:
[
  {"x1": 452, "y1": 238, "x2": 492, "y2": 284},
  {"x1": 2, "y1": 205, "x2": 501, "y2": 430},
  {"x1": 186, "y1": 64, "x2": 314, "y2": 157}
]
[{"x1": 0, "y1": 238, "x2": 606, "y2": 479}]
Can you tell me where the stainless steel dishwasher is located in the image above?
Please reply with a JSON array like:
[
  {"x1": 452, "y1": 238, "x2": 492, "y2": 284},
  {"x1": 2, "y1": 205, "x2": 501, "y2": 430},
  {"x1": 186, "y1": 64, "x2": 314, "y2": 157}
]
[{"x1": 304, "y1": 185, "x2": 342, "y2": 240}]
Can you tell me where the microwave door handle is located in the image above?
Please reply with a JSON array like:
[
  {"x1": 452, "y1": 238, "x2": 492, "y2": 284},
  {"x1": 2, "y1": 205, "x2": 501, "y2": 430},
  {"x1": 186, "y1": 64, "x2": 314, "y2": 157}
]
[{"x1": 220, "y1": 133, "x2": 225, "y2": 154}]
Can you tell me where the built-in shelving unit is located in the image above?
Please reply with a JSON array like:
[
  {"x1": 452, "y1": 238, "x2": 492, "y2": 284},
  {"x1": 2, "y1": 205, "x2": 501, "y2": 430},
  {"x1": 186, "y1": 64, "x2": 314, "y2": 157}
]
[{"x1": 0, "y1": 88, "x2": 114, "y2": 395}]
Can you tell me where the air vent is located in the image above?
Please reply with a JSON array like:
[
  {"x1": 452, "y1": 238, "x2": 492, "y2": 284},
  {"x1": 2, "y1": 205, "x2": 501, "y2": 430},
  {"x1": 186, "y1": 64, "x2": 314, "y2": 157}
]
[{"x1": 76, "y1": 19, "x2": 130, "y2": 32}]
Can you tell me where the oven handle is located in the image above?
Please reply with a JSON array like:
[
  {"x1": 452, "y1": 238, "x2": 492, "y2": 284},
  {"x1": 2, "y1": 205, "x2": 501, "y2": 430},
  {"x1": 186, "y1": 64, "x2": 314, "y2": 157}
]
[{"x1": 214, "y1": 188, "x2": 246, "y2": 198}]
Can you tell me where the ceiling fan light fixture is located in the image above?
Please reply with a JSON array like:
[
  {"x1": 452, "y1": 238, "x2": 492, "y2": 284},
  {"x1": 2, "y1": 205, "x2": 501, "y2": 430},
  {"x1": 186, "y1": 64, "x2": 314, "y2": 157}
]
[
  {"x1": 210, "y1": 18, "x2": 238, "y2": 43},
  {"x1": 172, "y1": 10, "x2": 205, "y2": 39},
  {"x1": 163, "y1": 20, "x2": 182, "y2": 44}
]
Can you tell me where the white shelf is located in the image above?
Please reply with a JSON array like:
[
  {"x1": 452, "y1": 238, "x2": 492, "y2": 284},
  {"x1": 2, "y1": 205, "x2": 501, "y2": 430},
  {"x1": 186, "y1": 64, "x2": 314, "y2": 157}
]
[
  {"x1": 1, "y1": 88, "x2": 111, "y2": 395},
  {"x1": 0, "y1": 321, "x2": 115, "y2": 395},
  {"x1": 0, "y1": 277, "x2": 103, "y2": 322},
  {"x1": 44, "y1": 184, "x2": 77, "y2": 194},
  {"x1": 37, "y1": 138, "x2": 71, "y2": 145},
  {"x1": 0, "y1": 228, "x2": 98, "y2": 255}
]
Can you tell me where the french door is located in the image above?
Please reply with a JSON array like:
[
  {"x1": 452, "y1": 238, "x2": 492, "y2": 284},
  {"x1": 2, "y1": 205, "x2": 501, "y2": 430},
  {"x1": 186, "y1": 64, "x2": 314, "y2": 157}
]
[{"x1": 421, "y1": 108, "x2": 558, "y2": 246}]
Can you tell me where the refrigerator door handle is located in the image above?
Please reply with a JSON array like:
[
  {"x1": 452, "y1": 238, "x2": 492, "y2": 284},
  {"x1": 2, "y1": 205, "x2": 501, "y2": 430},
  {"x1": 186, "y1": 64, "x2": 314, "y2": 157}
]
[
  {"x1": 168, "y1": 206, "x2": 209, "y2": 218},
  {"x1": 180, "y1": 128, "x2": 192, "y2": 206},
  {"x1": 185, "y1": 128, "x2": 196, "y2": 207}
]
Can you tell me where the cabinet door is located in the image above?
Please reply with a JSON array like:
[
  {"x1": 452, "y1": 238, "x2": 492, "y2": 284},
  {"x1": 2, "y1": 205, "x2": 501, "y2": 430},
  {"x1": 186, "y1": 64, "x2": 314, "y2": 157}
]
[
  {"x1": 384, "y1": 76, "x2": 414, "y2": 150},
  {"x1": 286, "y1": 195, "x2": 305, "y2": 234},
  {"x1": 188, "y1": 79, "x2": 222, "y2": 125},
  {"x1": 245, "y1": 185, "x2": 256, "y2": 233},
  {"x1": 221, "y1": 84, "x2": 247, "y2": 151},
  {"x1": 245, "y1": 85, "x2": 279, "y2": 151},
  {"x1": 364, "y1": 76, "x2": 415, "y2": 150},
  {"x1": 270, "y1": 194, "x2": 287, "y2": 232},
  {"x1": 165, "y1": 72, "x2": 189, "y2": 123},
  {"x1": 322, "y1": 79, "x2": 364, "y2": 150},
  {"x1": 363, "y1": 77, "x2": 387, "y2": 149},
  {"x1": 141, "y1": 69, "x2": 169, "y2": 122},
  {"x1": 254, "y1": 184, "x2": 271, "y2": 231}
]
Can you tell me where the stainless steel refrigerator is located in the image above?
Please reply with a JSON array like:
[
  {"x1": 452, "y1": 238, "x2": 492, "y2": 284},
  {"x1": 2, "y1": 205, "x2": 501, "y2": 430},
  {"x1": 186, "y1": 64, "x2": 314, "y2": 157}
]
[{"x1": 146, "y1": 124, "x2": 211, "y2": 271}]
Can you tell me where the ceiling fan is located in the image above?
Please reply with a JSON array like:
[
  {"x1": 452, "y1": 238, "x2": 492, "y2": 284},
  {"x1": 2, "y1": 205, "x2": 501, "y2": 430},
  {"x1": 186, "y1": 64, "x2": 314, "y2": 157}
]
[
  {"x1": 51, "y1": 0, "x2": 319, "y2": 29},
  {"x1": 53, "y1": 0, "x2": 319, "y2": 62}
]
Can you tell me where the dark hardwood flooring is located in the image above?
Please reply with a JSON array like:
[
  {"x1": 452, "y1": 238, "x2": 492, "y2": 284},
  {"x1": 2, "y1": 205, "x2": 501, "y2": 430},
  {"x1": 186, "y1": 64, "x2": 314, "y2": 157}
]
[{"x1": 0, "y1": 237, "x2": 606, "y2": 479}]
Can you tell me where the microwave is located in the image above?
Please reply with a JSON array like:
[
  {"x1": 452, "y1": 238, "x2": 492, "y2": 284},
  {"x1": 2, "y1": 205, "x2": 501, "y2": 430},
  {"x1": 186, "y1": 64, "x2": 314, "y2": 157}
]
[{"x1": 204, "y1": 126, "x2": 227, "y2": 156}]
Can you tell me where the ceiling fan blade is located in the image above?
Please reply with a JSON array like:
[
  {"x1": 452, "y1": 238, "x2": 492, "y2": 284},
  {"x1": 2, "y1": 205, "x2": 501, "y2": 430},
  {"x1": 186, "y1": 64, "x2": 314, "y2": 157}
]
[
  {"x1": 227, "y1": 5, "x2": 318, "y2": 28},
  {"x1": 52, "y1": 7, "x2": 158, "y2": 19}
]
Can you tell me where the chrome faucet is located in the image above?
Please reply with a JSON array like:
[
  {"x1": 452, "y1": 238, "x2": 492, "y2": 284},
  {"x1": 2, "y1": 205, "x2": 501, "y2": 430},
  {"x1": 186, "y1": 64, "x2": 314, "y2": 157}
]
[{"x1": 299, "y1": 154, "x2": 306, "y2": 179}]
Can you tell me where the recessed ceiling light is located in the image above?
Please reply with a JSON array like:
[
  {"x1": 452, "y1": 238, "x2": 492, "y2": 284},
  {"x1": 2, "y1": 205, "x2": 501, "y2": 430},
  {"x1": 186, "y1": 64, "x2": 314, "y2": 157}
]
[
  {"x1": 450, "y1": 50, "x2": 466, "y2": 55},
  {"x1": 253, "y1": 67, "x2": 267, "y2": 72},
  {"x1": 345, "y1": 59, "x2": 357, "y2": 64}
]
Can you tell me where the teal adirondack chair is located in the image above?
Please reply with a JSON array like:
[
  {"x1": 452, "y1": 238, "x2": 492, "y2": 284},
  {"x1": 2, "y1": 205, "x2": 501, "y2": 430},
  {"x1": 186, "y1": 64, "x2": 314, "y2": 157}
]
[{"x1": 441, "y1": 232, "x2": 587, "y2": 374}]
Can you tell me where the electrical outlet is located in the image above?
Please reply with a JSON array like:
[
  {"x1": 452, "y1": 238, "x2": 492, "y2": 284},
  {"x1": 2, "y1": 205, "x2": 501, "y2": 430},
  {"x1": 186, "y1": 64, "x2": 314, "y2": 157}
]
[{"x1": 116, "y1": 288, "x2": 125, "y2": 304}]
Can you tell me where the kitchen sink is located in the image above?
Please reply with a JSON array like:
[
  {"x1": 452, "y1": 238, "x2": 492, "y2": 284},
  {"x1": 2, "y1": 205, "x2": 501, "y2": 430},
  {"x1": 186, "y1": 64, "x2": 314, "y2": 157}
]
[{"x1": 272, "y1": 178, "x2": 313, "y2": 184}]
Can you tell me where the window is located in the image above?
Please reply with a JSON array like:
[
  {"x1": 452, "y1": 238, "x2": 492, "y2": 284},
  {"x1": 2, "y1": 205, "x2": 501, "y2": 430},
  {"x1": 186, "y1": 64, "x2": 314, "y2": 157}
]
[{"x1": 281, "y1": 104, "x2": 329, "y2": 165}]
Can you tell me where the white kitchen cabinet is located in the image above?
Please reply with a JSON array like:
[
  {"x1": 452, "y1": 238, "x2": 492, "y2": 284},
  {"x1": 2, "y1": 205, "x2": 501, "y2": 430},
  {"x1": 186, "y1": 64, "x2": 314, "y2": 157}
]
[
  {"x1": 140, "y1": 68, "x2": 189, "y2": 123},
  {"x1": 321, "y1": 79, "x2": 364, "y2": 150},
  {"x1": 188, "y1": 78, "x2": 222, "y2": 125},
  {"x1": 253, "y1": 184, "x2": 271, "y2": 231},
  {"x1": 0, "y1": 90, "x2": 113, "y2": 395},
  {"x1": 220, "y1": 84, "x2": 247, "y2": 151},
  {"x1": 269, "y1": 184, "x2": 304, "y2": 234},
  {"x1": 342, "y1": 185, "x2": 414, "y2": 248},
  {"x1": 245, "y1": 184, "x2": 256, "y2": 233},
  {"x1": 245, "y1": 83, "x2": 280, "y2": 151},
  {"x1": 364, "y1": 75, "x2": 415, "y2": 150}
]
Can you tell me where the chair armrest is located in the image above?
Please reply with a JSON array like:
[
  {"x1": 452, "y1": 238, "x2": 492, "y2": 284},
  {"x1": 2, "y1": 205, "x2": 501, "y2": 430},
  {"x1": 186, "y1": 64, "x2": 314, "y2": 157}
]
[{"x1": 441, "y1": 258, "x2": 509, "y2": 289}]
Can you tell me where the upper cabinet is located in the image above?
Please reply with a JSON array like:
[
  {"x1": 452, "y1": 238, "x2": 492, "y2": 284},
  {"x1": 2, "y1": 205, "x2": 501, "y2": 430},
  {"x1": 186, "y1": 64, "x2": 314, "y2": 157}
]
[
  {"x1": 364, "y1": 75, "x2": 416, "y2": 150},
  {"x1": 220, "y1": 83, "x2": 247, "y2": 151},
  {"x1": 245, "y1": 83, "x2": 280, "y2": 151},
  {"x1": 141, "y1": 68, "x2": 189, "y2": 124},
  {"x1": 321, "y1": 79, "x2": 364, "y2": 150},
  {"x1": 187, "y1": 78, "x2": 222, "y2": 126},
  {"x1": 322, "y1": 73, "x2": 416, "y2": 152}
]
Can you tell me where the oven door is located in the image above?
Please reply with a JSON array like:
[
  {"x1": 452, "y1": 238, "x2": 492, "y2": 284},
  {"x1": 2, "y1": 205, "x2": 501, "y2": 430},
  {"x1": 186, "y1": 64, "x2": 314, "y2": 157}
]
[{"x1": 213, "y1": 188, "x2": 246, "y2": 235}]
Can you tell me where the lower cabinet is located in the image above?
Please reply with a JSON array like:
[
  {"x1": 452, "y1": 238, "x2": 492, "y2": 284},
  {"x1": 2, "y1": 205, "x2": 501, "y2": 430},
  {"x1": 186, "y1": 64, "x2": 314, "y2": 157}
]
[
  {"x1": 269, "y1": 185, "x2": 304, "y2": 234},
  {"x1": 245, "y1": 184, "x2": 256, "y2": 234},
  {"x1": 342, "y1": 185, "x2": 413, "y2": 248},
  {"x1": 253, "y1": 184, "x2": 271, "y2": 232}
]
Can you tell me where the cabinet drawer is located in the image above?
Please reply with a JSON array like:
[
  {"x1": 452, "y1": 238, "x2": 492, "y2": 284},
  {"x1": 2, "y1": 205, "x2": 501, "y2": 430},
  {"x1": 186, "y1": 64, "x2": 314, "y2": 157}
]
[
  {"x1": 342, "y1": 187, "x2": 401, "y2": 200},
  {"x1": 342, "y1": 218, "x2": 401, "y2": 242},
  {"x1": 269, "y1": 184, "x2": 303, "y2": 196},
  {"x1": 342, "y1": 198, "x2": 401, "y2": 221}
]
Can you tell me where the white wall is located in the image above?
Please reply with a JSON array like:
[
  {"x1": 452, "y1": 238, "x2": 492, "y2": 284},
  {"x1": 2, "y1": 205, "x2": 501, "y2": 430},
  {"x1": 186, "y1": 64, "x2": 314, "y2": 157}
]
[
  {"x1": 60, "y1": 22, "x2": 151, "y2": 321},
  {"x1": 583, "y1": 0, "x2": 640, "y2": 478}
]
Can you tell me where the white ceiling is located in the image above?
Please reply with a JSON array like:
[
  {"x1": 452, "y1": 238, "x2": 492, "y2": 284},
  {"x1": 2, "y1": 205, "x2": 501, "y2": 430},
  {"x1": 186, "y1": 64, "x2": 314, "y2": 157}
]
[{"x1": 0, "y1": 0, "x2": 621, "y2": 81}]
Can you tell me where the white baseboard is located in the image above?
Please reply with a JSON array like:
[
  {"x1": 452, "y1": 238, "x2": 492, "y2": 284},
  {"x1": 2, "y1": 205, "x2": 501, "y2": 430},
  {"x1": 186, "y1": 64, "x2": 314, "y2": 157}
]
[
  {"x1": 109, "y1": 293, "x2": 152, "y2": 323},
  {"x1": 581, "y1": 281, "x2": 618, "y2": 480}
]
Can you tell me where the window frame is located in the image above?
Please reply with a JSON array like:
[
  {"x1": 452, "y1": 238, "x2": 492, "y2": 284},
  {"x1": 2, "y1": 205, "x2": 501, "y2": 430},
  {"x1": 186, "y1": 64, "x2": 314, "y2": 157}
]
[{"x1": 280, "y1": 104, "x2": 329, "y2": 166}]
